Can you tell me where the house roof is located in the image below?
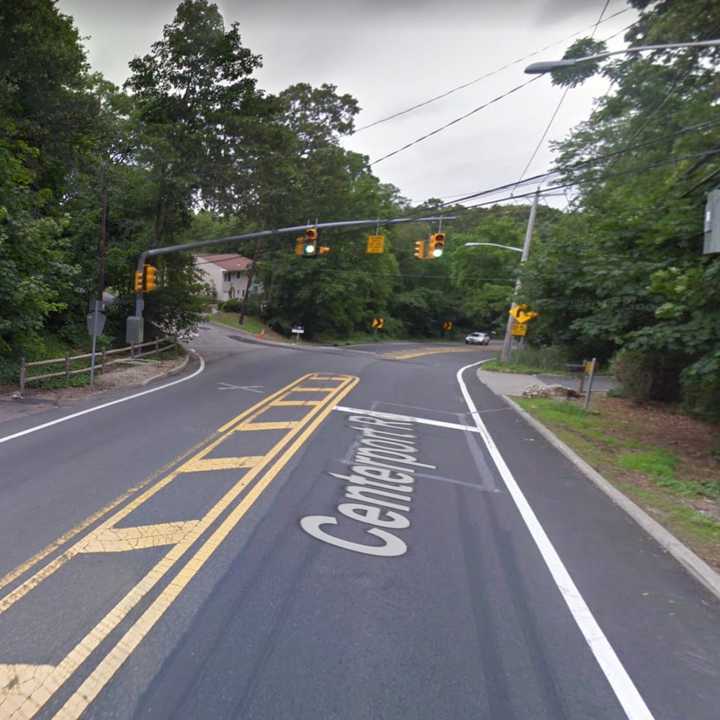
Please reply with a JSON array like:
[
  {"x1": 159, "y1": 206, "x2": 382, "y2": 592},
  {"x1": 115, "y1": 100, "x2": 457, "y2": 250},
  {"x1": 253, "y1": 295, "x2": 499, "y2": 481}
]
[{"x1": 195, "y1": 254, "x2": 253, "y2": 271}]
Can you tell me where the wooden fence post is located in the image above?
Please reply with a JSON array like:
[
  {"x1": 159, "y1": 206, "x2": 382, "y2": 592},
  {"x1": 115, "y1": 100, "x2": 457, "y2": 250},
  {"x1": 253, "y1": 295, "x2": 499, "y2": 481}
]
[
  {"x1": 100, "y1": 350, "x2": 106, "y2": 375},
  {"x1": 64, "y1": 353, "x2": 71, "y2": 386}
]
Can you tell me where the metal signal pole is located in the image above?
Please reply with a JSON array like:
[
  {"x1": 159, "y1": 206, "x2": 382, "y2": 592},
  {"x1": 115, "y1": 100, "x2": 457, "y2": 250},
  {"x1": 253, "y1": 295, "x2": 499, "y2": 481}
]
[{"x1": 500, "y1": 189, "x2": 540, "y2": 363}]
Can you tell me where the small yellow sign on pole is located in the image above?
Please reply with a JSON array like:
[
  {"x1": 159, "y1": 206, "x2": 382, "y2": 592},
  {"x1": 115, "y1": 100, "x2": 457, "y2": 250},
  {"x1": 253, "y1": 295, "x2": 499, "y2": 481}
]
[
  {"x1": 367, "y1": 235, "x2": 385, "y2": 254},
  {"x1": 511, "y1": 323, "x2": 527, "y2": 337}
]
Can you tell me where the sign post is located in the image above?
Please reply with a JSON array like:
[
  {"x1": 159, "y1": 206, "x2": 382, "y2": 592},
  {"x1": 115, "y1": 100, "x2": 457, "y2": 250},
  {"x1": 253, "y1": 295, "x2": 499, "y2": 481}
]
[
  {"x1": 87, "y1": 300, "x2": 106, "y2": 388},
  {"x1": 291, "y1": 325, "x2": 304, "y2": 344},
  {"x1": 583, "y1": 358, "x2": 597, "y2": 410}
]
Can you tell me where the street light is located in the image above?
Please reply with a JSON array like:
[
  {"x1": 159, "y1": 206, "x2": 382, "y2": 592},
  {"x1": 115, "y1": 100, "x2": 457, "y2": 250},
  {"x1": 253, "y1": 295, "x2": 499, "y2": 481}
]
[{"x1": 525, "y1": 38, "x2": 720, "y2": 74}]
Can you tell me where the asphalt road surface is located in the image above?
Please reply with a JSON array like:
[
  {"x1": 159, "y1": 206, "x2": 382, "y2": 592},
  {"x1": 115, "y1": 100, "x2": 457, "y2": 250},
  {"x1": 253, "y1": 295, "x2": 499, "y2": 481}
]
[{"x1": 1, "y1": 325, "x2": 718, "y2": 720}]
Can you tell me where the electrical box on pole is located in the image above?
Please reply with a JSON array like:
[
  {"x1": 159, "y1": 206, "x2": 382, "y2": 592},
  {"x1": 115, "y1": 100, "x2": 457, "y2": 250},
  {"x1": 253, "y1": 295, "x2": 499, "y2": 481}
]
[{"x1": 703, "y1": 188, "x2": 720, "y2": 255}]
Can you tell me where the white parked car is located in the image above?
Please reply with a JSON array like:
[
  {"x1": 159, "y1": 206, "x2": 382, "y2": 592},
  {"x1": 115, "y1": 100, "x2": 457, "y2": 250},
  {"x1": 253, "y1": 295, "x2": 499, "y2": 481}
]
[{"x1": 465, "y1": 331, "x2": 490, "y2": 345}]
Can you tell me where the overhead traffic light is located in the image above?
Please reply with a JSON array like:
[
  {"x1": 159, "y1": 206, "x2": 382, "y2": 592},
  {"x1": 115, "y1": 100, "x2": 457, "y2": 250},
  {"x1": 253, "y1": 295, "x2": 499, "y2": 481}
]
[
  {"x1": 144, "y1": 264, "x2": 158, "y2": 292},
  {"x1": 295, "y1": 237, "x2": 305, "y2": 256},
  {"x1": 134, "y1": 271, "x2": 144, "y2": 293},
  {"x1": 429, "y1": 232, "x2": 445, "y2": 258},
  {"x1": 303, "y1": 227, "x2": 318, "y2": 257},
  {"x1": 413, "y1": 240, "x2": 425, "y2": 259}
]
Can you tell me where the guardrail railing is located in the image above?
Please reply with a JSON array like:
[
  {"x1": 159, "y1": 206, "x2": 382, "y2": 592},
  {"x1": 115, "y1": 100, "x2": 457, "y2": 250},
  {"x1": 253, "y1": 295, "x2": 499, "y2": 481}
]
[{"x1": 19, "y1": 337, "x2": 177, "y2": 396}]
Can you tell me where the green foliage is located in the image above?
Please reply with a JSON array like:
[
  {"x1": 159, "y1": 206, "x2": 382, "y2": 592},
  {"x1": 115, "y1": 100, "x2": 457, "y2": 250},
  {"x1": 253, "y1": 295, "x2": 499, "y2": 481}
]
[{"x1": 517, "y1": 0, "x2": 720, "y2": 419}]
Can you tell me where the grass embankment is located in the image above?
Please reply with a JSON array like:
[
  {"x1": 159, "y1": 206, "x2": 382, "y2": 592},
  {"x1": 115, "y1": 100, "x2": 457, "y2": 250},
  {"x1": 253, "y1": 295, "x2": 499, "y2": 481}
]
[
  {"x1": 516, "y1": 396, "x2": 720, "y2": 570},
  {"x1": 211, "y1": 312, "x2": 288, "y2": 343},
  {"x1": 481, "y1": 346, "x2": 573, "y2": 375}
]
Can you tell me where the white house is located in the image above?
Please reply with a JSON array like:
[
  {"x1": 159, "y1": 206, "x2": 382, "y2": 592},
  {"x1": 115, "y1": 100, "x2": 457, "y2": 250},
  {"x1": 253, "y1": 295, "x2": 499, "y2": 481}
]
[{"x1": 194, "y1": 254, "x2": 258, "y2": 303}]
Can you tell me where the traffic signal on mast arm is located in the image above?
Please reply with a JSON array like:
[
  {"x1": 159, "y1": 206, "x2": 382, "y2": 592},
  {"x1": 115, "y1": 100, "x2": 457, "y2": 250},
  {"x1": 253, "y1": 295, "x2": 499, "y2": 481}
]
[
  {"x1": 429, "y1": 232, "x2": 446, "y2": 258},
  {"x1": 134, "y1": 270, "x2": 144, "y2": 293},
  {"x1": 303, "y1": 227, "x2": 318, "y2": 257},
  {"x1": 413, "y1": 240, "x2": 426, "y2": 259},
  {"x1": 144, "y1": 264, "x2": 158, "y2": 292}
]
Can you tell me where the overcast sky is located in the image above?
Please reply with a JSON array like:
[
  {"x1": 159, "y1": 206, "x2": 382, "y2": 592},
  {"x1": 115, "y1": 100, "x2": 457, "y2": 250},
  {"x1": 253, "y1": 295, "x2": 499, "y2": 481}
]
[{"x1": 59, "y1": 0, "x2": 636, "y2": 208}]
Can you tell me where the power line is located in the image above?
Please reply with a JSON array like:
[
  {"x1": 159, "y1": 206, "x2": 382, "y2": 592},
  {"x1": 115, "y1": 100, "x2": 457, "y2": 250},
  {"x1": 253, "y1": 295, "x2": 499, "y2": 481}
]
[
  {"x1": 369, "y1": 19, "x2": 635, "y2": 168},
  {"x1": 353, "y1": 6, "x2": 630, "y2": 134},
  {"x1": 458, "y1": 148, "x2": 720, "y2": 210},
  {"x1": 370, "y1": 76, "x2": 542, "y2": 166},
  {"x1": 440, "y1": 118, "x2": 720, "y2": 206}
]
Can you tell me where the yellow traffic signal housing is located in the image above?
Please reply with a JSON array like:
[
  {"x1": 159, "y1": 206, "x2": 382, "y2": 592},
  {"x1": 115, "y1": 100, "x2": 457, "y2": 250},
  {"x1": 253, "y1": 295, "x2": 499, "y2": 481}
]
[
  {"x1": 318, "y1": 246, "x2": 331, "y2": 255},
  {"x1": 303, "y1": 227, "x2": 318, "y2": 257},
  {"x1": 429, "y1": 232, "x2": 446, "y2": 258},
  {"x1": 413, "y1": 240, "x2": 425, "y2": 259},
  {"x1": 144, "y1": 264, "x2": 158, "y2": 292},
  {"x1": 133, "y1": 271, "x2": 144, "y2": 293},
  {"x1": 295, "y1": 237, "x2": 305, "y2": 256}
]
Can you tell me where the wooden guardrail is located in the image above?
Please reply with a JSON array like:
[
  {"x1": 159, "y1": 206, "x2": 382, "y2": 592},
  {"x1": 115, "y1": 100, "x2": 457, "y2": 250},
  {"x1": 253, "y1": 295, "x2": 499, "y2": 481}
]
[{"x1": 19, "y1": 337, "x2": 177, "y2": 395}]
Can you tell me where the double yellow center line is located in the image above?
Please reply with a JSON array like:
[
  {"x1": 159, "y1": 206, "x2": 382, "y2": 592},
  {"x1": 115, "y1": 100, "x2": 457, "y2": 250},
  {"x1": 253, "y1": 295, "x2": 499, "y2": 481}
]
[{"x1": 0, "y1": 373, "x2": 357, "y2": 719}]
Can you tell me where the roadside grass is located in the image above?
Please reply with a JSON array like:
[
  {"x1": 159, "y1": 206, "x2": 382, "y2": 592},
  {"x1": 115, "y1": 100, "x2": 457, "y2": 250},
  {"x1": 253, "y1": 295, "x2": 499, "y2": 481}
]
[
  {"x1": 211, "y1": 313, "x2": 307, "y2": 344},
  {"x1": 211, "y1": 312, "x2": 267, "y2": 335},
  {"x1": 515, "y1": 396, "x2": 720, "y2": 568},
  {"x1": 482, "y1": 358, "x2": 554, "y2": 374}
]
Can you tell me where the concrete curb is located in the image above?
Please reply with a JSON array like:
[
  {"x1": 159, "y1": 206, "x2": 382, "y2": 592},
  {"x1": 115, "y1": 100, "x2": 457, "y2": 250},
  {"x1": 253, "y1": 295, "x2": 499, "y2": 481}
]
[
  {"x1": 141, "y1": 350, "x2": 191, "y2": 387},
  {"x1": 502, "y1": 394, "x2": 720, "y2": 601}
]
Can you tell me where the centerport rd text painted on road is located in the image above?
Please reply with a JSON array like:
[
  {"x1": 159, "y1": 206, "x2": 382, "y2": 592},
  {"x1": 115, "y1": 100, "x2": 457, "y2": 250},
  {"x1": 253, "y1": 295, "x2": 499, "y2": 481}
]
[{"x1": 301, "y1": 413, "x2": 436, "y2": 557}]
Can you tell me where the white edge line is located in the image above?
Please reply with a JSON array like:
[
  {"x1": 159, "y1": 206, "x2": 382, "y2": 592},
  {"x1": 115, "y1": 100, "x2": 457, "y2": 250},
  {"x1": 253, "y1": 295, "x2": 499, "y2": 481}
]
[
  {"x1": 457, "y1": 360, "x2": 655, "y2": 720},
  {"x1": 0, "y1": 352, "x2": 205, "y2": 446},
  {"x1": 333, "y1": 405, "x2": 481, "y2": 433}
]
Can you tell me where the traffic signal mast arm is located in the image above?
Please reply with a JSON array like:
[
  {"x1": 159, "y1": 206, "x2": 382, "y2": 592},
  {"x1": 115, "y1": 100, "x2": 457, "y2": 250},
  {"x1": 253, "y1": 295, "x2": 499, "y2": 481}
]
[{"x1": 132, "y1": 214, "x2": 454, "y2": 316}]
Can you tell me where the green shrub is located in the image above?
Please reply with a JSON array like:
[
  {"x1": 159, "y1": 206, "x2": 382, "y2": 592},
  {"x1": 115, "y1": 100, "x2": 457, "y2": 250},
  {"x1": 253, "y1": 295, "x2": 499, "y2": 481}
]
[
  {"x1": 612, "y1": 349, "x2": 686, "y2": 403},
  {"x1": 221, "y1": 298, "x2": 243, "y2": 312},
  {"x1": 612, "y1": 350, "x2": 654, "y2": 402}
]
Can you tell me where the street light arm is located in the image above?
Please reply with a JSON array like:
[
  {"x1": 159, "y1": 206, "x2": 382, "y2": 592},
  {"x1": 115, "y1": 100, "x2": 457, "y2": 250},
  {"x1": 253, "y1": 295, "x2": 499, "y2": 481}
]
[
  {"x1": 464, "y1": 242, "x2": 523, "y2": 252},
  {"x1": 525, "y1": 38, "x2": 720, "y2": 74}
]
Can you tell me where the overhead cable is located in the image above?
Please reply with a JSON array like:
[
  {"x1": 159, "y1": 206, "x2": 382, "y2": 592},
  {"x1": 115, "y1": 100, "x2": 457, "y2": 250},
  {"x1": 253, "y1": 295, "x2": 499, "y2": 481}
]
[{"x1": 354, "y1": 6, "x2": 629, "y2": 134}]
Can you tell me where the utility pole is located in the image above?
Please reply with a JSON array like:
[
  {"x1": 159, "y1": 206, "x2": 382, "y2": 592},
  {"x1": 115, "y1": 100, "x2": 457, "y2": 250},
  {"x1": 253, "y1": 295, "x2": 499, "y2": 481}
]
[{"x1": 501, "y1": 188, "x2": 539, "y2": 363}]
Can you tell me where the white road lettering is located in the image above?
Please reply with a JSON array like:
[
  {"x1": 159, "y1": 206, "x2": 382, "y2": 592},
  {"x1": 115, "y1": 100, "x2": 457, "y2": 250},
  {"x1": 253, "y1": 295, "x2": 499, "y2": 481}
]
[
  {"x1": 300, "y1": 415, "x2": 434, "y2": 556},
  {"x1": 300, "y1": 516, "x2": 407, "y2": 557}
]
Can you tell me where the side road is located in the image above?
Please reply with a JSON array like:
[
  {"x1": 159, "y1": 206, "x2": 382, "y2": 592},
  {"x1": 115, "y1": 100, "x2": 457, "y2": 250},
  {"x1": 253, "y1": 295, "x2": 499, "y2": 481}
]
[{"x1": 477, "y1": 366, "x2": 720, "y2": 601}]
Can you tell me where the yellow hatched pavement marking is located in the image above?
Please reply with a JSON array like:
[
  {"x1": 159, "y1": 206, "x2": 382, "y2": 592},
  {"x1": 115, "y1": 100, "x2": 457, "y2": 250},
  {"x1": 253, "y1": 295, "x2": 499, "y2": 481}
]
[
  {"x1": 384, "y1": 347, "x2": 480, "y2": 360},
  {"x1": 0, "y1": 433, "x2": 218, "y2": 597},
  {"x1": 56, "y1": 374, "x2": 358, "y2": 720},
  {"x1": 182, "y1": 456, "x2": 262, "y2": 472},
  {"x1": 271, "y1": 400, "x2": 320, "y2": 407},
  {"x1": 0, "y1": 373, "x2": 358, "y2": 720},
  {"x1": 0, "y1": 375, "x2": 313, "y2": 616},
  {"x1": 78, "y1": 522, "x2": 199, "y2": 554},
  {"x1": 232, "y1": 421, "x2": 298, "y2": 431},
  {"x1": 0, "y1": 664, "x2": 55, "y2": 719}
]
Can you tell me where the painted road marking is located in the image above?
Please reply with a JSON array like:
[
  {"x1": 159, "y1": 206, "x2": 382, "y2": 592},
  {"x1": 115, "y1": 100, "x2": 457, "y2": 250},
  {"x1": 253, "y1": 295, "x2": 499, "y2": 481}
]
[
  {"x1": 0, "y1": 432, "x2": 220, "y2": 598},
  {"x1": 0, "y1": 373, "x2": 358, "y2": 719},
  {"x1": 0, "y1": 352, "x2": 205, "y2": 446},
  {"x1": 457, "y1": 360, "x2": 655, "y2": 720},
  {"x1": 182, "y1": 456, "x2": 263, "y2": 472},
  {"x1": 301, "y1": 412, "x2": 437, "y2": 557},
  {"x1": 217, "y1": 382, "x2": 264, "y2": 393},
  {"x1": 334, "y1": 405, "x2": 482, "y2": 433},
  {"x1": 382, "y1": 346, "x2": 481, "y2": 360}
]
